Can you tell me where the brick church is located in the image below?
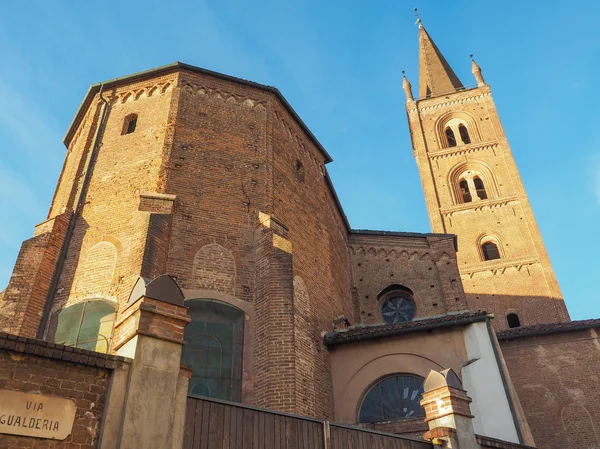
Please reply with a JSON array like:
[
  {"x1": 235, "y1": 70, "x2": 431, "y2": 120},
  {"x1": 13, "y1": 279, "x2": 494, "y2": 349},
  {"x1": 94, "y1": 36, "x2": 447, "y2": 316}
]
[{"x1": 1, "y1": 22, "x2": 600, "y2": 449}]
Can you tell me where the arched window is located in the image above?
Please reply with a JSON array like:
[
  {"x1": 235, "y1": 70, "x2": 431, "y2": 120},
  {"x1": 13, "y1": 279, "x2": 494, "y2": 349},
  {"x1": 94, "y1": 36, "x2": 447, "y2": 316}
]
[
  {"x1": 459, "y1": 179, "x2": 472, "y2": 203},
  {"x1": 458, "y1": 124, "x2": 471, "y2": 144},
  {"x1": 182, "y1": 300, "x2": 244, "y2": 401},
  {"x1": 445, "y1": 127, "x2": 457, "y2": 147},
  {"x1": 379, "y1": 285, "x2": 416, "y2": 324},
  {"x1": 48, "y1": 299, "x2": 116, "y2": 353},
  {"x1": 473, "y1": 177, "x2": 487, "y2": 200},
  {"x1": 482, "y1": 242, "x2": 501, "y2": 261},
  {"x1": 507, "y1": 313, "x2": 521, "y2": 328},
  {"x1": 122, "y1": 114, "x2": 137, "y2": 135},
  {"x1": 359, "y1": 375, "x2": 425, "y2": 423}
]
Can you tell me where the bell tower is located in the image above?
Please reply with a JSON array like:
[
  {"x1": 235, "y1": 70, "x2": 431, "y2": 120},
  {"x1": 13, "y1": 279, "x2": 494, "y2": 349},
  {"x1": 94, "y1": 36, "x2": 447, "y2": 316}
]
[{"x1": 404, "y1": 24, "x2": 570, "y2": 330}]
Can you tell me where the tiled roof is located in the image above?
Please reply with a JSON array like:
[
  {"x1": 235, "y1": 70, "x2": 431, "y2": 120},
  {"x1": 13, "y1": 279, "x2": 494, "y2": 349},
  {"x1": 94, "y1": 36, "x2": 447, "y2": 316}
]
[
  {"x1": 323, "y1": 311, "x2": 490, "y2": 347},
  {"x1": 497, "y1": 318, "x2": 600, "y2": 341}
]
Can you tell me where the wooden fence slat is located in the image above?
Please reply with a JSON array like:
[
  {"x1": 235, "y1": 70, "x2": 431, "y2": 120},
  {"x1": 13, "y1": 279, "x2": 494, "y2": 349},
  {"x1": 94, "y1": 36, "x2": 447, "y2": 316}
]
[
  {"x1": 193, "y1": 399, "x2": 205, "y2": 449},
  {"x1": 242, "y1": 408, "x2": 253, "y2": 449},
  {"x1": 200, "y1": 400, "x2": 211, "y2": 449},
  {"x1": 185, "y1": 397, "x2": 431, "y2": 449},
  {"x1": 182, "y1": 399, "x2": 195, "y2": 449},
  {"x1": 222, "y1": 402, "x2": 232, "y2": 449}
]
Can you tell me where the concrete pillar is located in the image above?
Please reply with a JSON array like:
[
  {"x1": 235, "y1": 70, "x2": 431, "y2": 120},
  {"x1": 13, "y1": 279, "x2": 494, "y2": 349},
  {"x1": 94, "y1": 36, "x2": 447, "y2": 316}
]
[
  {"x1": 420, "y1": 369, "x2": 479, "y2": 449},
  {"x1": 98, "y1": 275, "x2": 191, "y2": 449}
]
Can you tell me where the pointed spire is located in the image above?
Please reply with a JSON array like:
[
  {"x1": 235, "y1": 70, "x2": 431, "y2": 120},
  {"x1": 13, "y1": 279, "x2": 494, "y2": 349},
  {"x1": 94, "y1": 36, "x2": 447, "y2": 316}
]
[
  {"x1": 470, "y1": 55, "x2": 486, "y2": 87},
  {"x1": 418, "y1": 25, "x2": 464, "y2": 98},
  {"x1": 402, "y1": 71, "x2": 414, "y2": 101}
]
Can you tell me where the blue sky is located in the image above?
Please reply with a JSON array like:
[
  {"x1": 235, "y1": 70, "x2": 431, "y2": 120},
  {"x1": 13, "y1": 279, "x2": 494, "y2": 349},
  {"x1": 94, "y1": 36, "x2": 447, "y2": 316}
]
[{"x1": 0, "y1": 1, "x2": 599, "y2": 320}]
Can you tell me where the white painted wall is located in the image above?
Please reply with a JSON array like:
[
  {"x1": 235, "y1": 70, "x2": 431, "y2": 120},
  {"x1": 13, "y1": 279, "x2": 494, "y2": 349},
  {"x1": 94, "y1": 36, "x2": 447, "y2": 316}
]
[{"x1": 461, "y1": 321, "x2": 519, "y2": 443}]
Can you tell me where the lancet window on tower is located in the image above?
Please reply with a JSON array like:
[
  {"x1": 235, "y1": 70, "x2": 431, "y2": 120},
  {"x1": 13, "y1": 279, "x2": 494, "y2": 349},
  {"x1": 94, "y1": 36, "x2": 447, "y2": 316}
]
[
  {"x1": 473, "y1": 177, "x2": 487, "y2": 200},
  {"x1": 459, "y1": 179, "x2": 472, "y2": 203},
  {"x1": 440, "y1": 117, "x2": 477, "y2": 148},
  {"x1": 458, "y1": 124, "x2": 471, "y2": 144},
  {"x1": 445, "y1": 127, "x2": 457, "y2": 147},
  {"x1": 482, "y1": 242, "x2": 501, "y2": 261}
]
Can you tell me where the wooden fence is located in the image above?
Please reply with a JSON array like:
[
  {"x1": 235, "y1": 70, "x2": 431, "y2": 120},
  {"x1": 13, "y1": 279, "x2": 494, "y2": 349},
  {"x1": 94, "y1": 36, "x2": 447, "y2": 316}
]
[{"x1": 183, "y1": 395, "x2": 432, "y2": 449}]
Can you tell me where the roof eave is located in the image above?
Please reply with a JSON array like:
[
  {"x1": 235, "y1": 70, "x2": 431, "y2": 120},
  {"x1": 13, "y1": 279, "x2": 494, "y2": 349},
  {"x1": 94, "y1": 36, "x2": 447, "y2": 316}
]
[
  {"x1": 62, "y1": 62, "x2": 333, "y2": 164},
  {"x1": 324, "y1": 313, "x2": 491, "y2": 348}
]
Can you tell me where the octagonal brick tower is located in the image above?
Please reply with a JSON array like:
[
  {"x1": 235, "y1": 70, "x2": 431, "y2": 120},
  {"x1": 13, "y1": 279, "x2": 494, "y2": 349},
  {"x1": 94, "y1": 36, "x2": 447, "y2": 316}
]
[{"x1": 0, "y1": 63, "x2": 353, "y2": 419}]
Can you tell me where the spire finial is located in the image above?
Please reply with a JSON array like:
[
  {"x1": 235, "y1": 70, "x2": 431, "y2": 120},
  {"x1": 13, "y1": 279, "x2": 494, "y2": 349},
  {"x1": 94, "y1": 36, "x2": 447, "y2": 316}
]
[
  {"x1": 402, "y1": 70, "x2": 414, "y2": 102},
  {"x1": 414, "y1": 7, "x2": 423, "y2": 27},
  {"x1": 470, "y1": 54, "x2": 486, "y2": 87}
]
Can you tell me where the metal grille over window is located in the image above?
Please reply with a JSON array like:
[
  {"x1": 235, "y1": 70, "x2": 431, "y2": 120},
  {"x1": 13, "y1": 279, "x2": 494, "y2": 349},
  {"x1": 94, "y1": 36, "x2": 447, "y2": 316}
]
[
  {"x1": 381, "y1": 296, "x2": 416, "y2": 324},
  {"x1": 182, "y1": 299, "x2": 244, "y2": 402},
  {"x1": 359, "y1": 375, "x2": 425, "y2": 423},
  {"x1": 49, "y1": 299, "x2": 116, "y2": 353}
]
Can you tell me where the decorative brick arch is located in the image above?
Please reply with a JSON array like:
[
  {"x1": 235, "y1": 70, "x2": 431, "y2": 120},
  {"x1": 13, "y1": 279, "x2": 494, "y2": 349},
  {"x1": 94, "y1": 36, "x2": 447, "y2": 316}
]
[
  {"x1": 560, "y1": 402, "x2": 600, "y2": 447},
  {"x1": 72, "y1": 241, "x2": 118, "y2": 303},
  {"x1": 476, "y1": 233, "x2": 505, "y2": 260},
  {"x1": 448, "y1": 160, "x2": 500, "y2": 205},
  {"x1": 191, "y1": 243, "x2": 237, "y2": 295},
  {"x1": 435, "y1": 111, "x2": 481, "y2": 148}
]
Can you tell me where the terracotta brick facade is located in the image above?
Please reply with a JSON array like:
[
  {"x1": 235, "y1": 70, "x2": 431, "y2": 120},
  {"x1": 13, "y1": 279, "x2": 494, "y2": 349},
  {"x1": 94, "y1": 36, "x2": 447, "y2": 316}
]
[
  {"x1": 0, "y1": 332, "x2": 129, "y2": 449},
  {"x1": 406, "y1": 27, "x2": 569, "y2": 330},
  {"x1": 499, "y1": 326, "x2": 600, "y2": 449},
  {"x1": 349, "y1": 232, "x2": 467, "y2": 324},
  {"x1": 0, "y1": 25, "x2": 595, "y2": 447}
]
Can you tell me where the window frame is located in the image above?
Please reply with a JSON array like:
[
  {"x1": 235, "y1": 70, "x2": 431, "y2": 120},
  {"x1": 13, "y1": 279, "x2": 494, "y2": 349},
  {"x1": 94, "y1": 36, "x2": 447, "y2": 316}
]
[
  {"x1": 122, "y1": 114, "x2": 138, "y2": 135},
  {"x1": 48, "y1": 298, "x2": 117, "y2": 353},
  {"x1": 378, "y1": 284, "x2": 417, "y2": 324},
  {"x1": 183, "y1": 299, "x2": 245, "y2": 402},
  {"x1": 507, "y1": 313, "x2": 521, "y2": 328},
  {"x1": 358, "y1": 374, "x2": 426, "y2": 423}
]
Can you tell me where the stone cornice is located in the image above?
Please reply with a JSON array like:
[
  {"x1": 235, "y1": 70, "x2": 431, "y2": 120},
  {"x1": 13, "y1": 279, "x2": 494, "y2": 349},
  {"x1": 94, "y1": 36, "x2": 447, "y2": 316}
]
[
  {"x1": 441, "y1": 196, "x2": 520, "y2": 217},
  {"x1": 460, "y1": 257, "x2": 540, "y2": 277},
  {"x1": 428, "y1": 141, "x2": 499, "y2": 160}
]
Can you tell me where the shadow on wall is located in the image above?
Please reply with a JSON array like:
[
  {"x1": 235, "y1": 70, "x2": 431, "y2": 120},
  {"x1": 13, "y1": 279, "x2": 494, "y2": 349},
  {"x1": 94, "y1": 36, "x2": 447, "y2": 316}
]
[{"x1": 463, "y1": 293, "x2": 569, "y2": 331}]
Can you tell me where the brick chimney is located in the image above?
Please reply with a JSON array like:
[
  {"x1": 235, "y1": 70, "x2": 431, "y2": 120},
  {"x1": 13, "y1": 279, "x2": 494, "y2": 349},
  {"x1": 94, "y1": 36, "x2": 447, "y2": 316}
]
[{"x1": 420, "y1": 368, "x2": 478, "y2": 448}]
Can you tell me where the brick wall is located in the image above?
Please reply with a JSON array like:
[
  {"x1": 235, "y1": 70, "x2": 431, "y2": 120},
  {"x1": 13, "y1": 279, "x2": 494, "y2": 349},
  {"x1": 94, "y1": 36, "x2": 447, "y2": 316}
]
[
  {"x1": 349, "y1": 233, "x2": 467, "y2": 325},
  {"x1": 270, "y1": 102, "x2": 352, "y2": 418},
  {"x1": 406, "y1": 80, "x2": 569, "y2": 330},
  {"x1": 0, "y1": 213, "x2": 70, "y2": 338},
  {"x1": 499, "y1": 328, "x2": 600, "y2": 448},
  {"x1": 47, "y1": 73, "x2": 178, "y2": 324},
  {"x1": 0, "y1": 332, "x2": 129, "y2": 448}
]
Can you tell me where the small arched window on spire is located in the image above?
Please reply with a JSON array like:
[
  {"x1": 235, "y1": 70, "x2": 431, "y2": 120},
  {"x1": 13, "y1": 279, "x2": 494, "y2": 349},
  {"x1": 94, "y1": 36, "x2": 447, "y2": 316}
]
[
  {"x1": 459, "y1": 179, "x2": 472, "y2": 203},
  {"x1": 473, "y1": 177, "x2": 487, "y2": 200},
  {"x1": 458, "y1": 124, "x2": 471, "y2": 144},
  {"x1": 122, "y1": 114, "x2": 138, "y2": 135},
  {"x1": 445, "y1": 127, "x2": 457, "y2": 147},
  {"x1": 507, "y1": 313, "x2": 521, "y2": 328},
  {"x1": 482, "y1": 242, "x2": 501, "y2": 261}
]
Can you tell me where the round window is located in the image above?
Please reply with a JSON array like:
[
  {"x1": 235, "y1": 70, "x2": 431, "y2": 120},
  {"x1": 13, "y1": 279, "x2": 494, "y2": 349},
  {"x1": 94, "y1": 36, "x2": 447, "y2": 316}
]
[
  {"x1": 359, "y1": 375, "x2": 425, "y2": 423},
  {"x1": 381, "y1": 296, "x2": 416, "y2": 323}
]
